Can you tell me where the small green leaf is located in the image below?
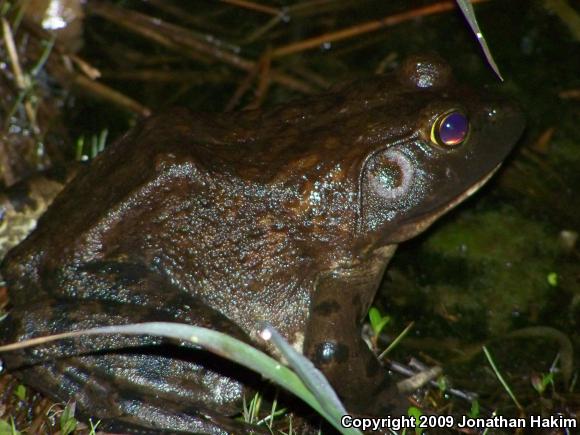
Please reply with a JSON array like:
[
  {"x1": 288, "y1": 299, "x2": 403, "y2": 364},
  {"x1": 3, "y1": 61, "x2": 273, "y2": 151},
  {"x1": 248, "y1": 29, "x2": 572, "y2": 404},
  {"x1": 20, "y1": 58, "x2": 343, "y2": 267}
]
[
  {"x1": 532, "y1": 372, "x2": 554, "y2": 394},
  {"x1": 547, "y1": 272, "x2": 558, "y2": 286},
  {"x1": 60, "y1": 403, "x2": 78, "y2": 435},
  {"x1": 0, "y1": 420, "x2": 9, "y2": 433},
  {"x1": 14, "y1": 385, "x2": 26, "y2": 401},
  {"x1": 368, "y1": 307, "x2": 390, "y2": 336},
  {"x1": 469, "y1": 400, "x2": 480, "y2": 418},
  {"x1": 407, "y1": 406, "x2": 423, "y2": 435},
  {"x1": 0, "y1": 418, "x2": 20, "y2": 435},
  {"x1": 436, "y1": 375, "x2": 448, "y2": 392}
]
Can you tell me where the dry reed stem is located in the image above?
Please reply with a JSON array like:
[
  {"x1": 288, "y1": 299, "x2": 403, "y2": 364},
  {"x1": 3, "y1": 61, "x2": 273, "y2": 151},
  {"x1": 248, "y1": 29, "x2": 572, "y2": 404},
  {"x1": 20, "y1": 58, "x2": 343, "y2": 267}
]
[
  {"x1": 221, "y1": 0, "x2": 281, "y2": 16},
  {"x1": 272, "y1": 0, "x2": 488, "y2": 58},
  {"x1": 1, "y1": 17, "x2": 39, "y2": 134},
  {"x1": 89, "y1": 2, "x2": 316, "y2": 94}
]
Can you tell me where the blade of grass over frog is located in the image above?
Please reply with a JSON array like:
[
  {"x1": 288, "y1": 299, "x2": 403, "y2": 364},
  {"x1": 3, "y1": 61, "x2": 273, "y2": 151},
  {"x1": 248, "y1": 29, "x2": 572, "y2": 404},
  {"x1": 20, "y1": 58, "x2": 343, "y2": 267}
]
[
  {"x1": 258, "y1": 322, "x2": 347, "y2": 418},
  {"x1": 482, "y1": 346, "x2": 523, "y2": 410},
  {"x1": 455, "y1": 0, "x2": 503, "y2": 81},
  {"x1": 0, "y1": 322, "x2": 362, "y2": 435}
]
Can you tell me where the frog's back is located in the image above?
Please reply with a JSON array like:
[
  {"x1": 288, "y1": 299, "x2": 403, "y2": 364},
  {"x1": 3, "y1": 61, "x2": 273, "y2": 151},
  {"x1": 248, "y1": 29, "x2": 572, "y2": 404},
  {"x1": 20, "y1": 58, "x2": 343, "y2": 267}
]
[
  {"x1": 2, "y1": 78, "x2": 406, "y2": 289},
  {"x1": 0, "y1": 105, "x2": 356, "y2": 306},
  {"x1": 2, "y1": 63, "x2": 475, "y2": 304}
]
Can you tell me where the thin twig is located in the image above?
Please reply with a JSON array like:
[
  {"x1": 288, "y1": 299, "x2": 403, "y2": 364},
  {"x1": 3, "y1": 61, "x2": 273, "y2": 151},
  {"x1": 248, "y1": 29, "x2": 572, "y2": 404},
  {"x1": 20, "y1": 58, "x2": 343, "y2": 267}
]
[
  {"x1": 69, "y1": 54, "x2": 101, "y2": 79},
  {"x1": 560, "y1": 89, "x2": 580, "y2": 99},
  {"x1": 225, "y1": 47, "x2": 273, "y2": 111},
  {"x1": 288, "y1": 0, "x2": 359, "y2": 18},
  {"x1": 102, "y1": 69, "x2": 230, "y2": 84},
  {"x1": 69, "y1": 73, "x2": 151, "y2": 117},
  {"x1": 247, "y1": 47, "x2": 272, "y2": 110},
  {"x1": 1, "y1": 17, "x2": 39, "y2": 134},
  {"x1": 272, "y1": 0, "x2": 488, "y2": 58},
  {"x1": 243, "y1": 14, "x2": 284, "y2": 44},
  {"x1": 225, "y1": 59, "x2": 261, "y2": 112},
  {"x1": 221, "y1": 0, "x2": 280, "y2": 16},
  {"x1": 144, "y1": 0, "x2": 235, "y2": 37},
  {"x1": 88, "y1": 2, "x2": 316, "y2": 94},
  {"x1": 49, "y1": 60, "x2": 151, "y2": 117}
]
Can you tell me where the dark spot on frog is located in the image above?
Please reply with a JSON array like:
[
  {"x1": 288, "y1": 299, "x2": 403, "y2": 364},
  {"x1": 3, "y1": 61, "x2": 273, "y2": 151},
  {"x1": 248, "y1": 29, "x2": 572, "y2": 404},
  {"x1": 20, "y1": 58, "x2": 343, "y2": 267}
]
[
  {"x1": 312, "y1": 300, "x2": 341, "y2": 315},
  {"x1": 311, "y1": 341, "x2": 350, "y2": 365},
  {"x1": 0, "y1": 54, "x2": 525, "y2": 433}
]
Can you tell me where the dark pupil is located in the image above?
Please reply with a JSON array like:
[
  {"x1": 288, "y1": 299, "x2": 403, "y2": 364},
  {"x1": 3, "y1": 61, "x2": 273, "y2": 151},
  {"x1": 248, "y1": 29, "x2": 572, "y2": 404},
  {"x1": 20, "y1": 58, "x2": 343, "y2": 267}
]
[{"x1": 438, "y1": 111, "x2": 468, "y2": 146}]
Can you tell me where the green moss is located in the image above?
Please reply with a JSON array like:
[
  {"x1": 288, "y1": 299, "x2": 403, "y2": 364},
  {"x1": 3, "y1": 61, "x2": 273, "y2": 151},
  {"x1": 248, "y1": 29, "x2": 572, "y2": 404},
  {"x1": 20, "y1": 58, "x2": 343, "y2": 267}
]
[
  {"x1": 426, "y1": 206, "x2": 561, "y2": 334},
  {"x1": 387, "y1": 205, "x2": 567, "y2": 336}
]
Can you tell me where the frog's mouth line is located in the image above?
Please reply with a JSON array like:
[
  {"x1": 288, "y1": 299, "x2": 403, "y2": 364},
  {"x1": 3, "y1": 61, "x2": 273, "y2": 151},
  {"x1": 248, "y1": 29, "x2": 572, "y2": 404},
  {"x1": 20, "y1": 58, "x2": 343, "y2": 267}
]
[
  {"x1": 429, "y1": 162, "x2": 502, "y2": 221},
  {"x1": 460, "y1": 163, "x2": 502, "y2": 200},
  {"x1": 394, "y1": 163, "x2": 502, "y2": 242}
]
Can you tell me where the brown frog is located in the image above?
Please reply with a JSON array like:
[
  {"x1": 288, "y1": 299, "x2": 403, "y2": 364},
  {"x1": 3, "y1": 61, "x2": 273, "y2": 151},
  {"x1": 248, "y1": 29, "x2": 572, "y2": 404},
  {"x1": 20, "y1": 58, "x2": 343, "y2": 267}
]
[{"x1": 0, "y1": 55, "x2": 524, "y2": 434}]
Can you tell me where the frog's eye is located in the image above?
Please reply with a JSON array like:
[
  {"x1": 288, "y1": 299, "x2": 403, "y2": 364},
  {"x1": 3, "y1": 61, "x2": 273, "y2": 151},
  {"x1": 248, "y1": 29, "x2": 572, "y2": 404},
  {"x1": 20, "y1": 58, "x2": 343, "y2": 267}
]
[{"x1": 430, "y1": 110, "x2": 469, "y2": 147}]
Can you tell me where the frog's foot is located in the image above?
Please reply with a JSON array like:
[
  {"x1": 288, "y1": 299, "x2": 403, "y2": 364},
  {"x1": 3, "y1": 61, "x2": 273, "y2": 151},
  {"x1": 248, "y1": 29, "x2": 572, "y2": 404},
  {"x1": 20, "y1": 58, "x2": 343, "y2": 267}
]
[
  {"x1": 0, "y1": 298, "x2": 265, "y2": 434},
  {"x1": 11, "y1": 354, "x2": 267, "y2": 434},
  {"x1": 90, "y1": 398, "x2": 269, "y2": 434}
]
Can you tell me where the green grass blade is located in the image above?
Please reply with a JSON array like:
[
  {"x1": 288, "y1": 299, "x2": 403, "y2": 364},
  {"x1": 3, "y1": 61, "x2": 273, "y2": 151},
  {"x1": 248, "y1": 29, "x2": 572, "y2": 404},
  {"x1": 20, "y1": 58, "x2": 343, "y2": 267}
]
[
  {"x1": 482, "y1": 345, "x2": 523, "y2": 410},
  {"x1": 0, "y1": 322, "x2": 362, "y2": 435},
  {"x1": 455, "y1": 0, "x2": 503, "y2": 80}
]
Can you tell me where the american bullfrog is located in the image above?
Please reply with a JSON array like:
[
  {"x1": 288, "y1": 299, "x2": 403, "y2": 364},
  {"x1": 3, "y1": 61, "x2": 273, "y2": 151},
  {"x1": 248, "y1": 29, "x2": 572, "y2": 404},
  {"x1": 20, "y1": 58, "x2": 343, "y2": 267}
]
[{"x1": 0, "y1": 55, "x2": 524, "y2": 433}]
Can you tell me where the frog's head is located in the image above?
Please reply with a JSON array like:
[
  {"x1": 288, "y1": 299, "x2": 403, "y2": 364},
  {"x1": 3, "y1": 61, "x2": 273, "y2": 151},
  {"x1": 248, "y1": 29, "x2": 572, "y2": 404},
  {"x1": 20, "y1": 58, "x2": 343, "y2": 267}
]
[{"x1": 358, "y1": 55, "x2": 525, "y2": 246}]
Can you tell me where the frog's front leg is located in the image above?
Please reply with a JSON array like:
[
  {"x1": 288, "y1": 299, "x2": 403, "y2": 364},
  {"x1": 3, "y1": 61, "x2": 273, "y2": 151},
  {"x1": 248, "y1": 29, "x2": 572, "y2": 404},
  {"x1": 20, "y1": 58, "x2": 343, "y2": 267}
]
[
  {"x1": 303, "y1": 247, "x2": 408, "y2": 416},
  {"x1": 1, "y1": 261, "x2": 267, "y2": 434}
]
